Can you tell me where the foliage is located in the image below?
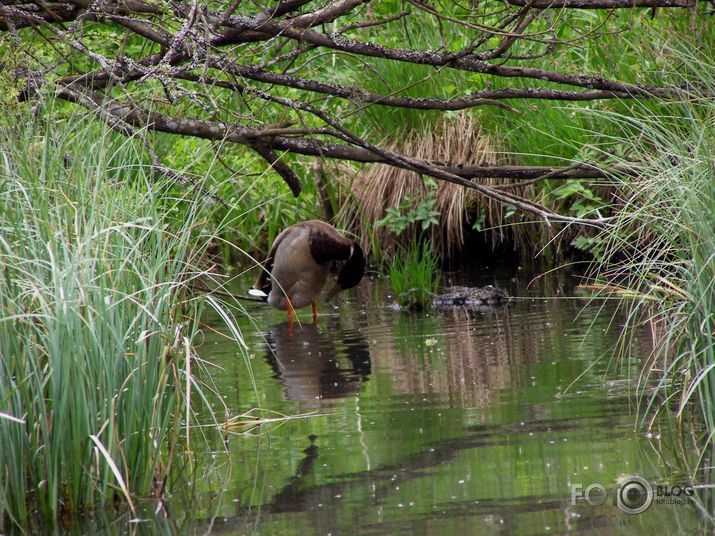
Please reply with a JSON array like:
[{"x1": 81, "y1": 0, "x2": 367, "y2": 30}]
[
  {"x1": 545, "y1": 180, "x2": 608, "y2": 219},
  {"x1": 375, "y1": 181, "x2": 440, "y2": 235},
  {"x1": 333, "y1": 9, "x2": 710, "y2": 260},
  {"x1": 2, "y1": 0, "x2": 708, "y2": 257}
]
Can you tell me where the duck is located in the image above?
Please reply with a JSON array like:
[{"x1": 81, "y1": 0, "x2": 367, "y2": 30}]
[{"x1": 249, "y1": 220, "x2": 365, "y2": 331}]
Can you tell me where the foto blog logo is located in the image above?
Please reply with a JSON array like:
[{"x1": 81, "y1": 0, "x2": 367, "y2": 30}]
[{"x1": 570, "y1": 474, "x2": 694, "y2": 515}]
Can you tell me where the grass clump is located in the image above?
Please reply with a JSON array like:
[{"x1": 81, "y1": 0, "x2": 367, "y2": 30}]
[
  {"x1": 388, "y1": 243, "x2": 440, "y2": 311},
  {"x1": 367, "y1": 181, "x2": 442, "y2": 310},
  {"x1": 0, "y1": 106, "x2": 227, "y2": 529},
  {"x1": 585, "y1": 46, "x2": 715, "y2": 442},
  {"x1": 339, "y1": 112, "x2": 523, "y2": 260}
]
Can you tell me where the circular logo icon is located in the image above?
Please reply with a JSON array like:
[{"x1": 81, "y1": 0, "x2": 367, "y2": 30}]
[{"x1": 616, "y1": 474, "x2": 654, "y2": 514}]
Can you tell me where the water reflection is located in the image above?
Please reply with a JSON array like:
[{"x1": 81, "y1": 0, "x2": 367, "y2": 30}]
[
  {"x1": 264, "y1": 321, "x2": 371, "y2": 401},
  {"x1": 89, "y1": 270, "x2": 712, "y2": 535},
  {"x1": 23, "y1": 267, "x2": 715, "y2": 535},
  {"x1": 194, "y1": 395, "x2": 713, "y2": 536}
]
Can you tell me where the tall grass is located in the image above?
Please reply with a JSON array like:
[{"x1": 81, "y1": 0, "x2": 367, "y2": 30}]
[
  {"x1": 586, "y1": 47, "x2": 715, "y2": 442},
  {"x1": 388, "y1": 242, "x2": 440, "y2": 310},
  {"x1": 0, "y1": 106, "x2": 230, "y2": 528}
]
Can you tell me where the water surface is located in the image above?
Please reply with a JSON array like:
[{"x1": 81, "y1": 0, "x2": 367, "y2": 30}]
[{"x1": 179, "y1": 264, "x2": 713, "y2": 535}]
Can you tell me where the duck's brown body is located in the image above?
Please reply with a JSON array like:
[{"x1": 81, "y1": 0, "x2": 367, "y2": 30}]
[{"x1": 252, "y1": 221, "x2": 365, "y2": 330}]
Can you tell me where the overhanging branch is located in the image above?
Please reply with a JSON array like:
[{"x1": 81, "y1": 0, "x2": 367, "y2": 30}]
[
  {"x1": 54, "y1": 90, "x2": 627, "y2": 227},
  {"x1": 4, "y1": 0, "x2": 706, "y2": 230},
  {"x1": 507, "y1": 0, "x2": 699, "y2": 7}
]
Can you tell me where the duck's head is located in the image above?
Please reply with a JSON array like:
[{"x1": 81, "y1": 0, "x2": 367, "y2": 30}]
[{"x1": 325, "y1": 242, "x2": 365, "y2": 301}]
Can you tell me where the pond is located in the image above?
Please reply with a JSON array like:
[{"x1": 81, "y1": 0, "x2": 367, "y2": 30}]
[
  {"x1": 169, "y1": 260, "x2": 710, "y2": 536},
  {"x1": 80, "y1": 262, "x2": 713, "y2": 534}
]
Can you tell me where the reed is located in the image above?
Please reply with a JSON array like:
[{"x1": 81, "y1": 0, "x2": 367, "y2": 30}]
[
  {"x1": 0, "y1": 105, "x2": 234, "y2": 528},
  {"x1": 585, "y1": 44, "x2": 715, "y2": 440}
]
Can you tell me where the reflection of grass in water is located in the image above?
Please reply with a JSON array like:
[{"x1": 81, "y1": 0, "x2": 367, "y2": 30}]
[
  {"x1": 392, "y1": 312, "x2": 445, "y2": 359},
  {"x1": 223, "y1": 409, "x2": 333, "y2": 436}
]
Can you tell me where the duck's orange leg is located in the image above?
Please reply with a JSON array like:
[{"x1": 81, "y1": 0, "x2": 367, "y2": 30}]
[
  {"x1": 286, "y1": 300, "x2": 295, "y2": 335},
  {"x1": 312, "y1": 300, "x2": 318, "y2": 324}
]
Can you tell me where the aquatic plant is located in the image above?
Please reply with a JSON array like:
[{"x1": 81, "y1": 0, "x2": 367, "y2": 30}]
[
  {"x1": 387, "y1": 242, "x2": 440, "y2": 311},
  {"x1": 585, "y1": 43, "x2": 715, "y2": 443},
  {"x1": 368, "y1": 184, "x2": 441, "y2": 310},
  {"x1": 0, "y1": 105, "x2": 242, "y2": 529}
]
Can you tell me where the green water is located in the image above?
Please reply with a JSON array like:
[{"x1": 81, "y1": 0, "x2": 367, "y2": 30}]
[{"x1": 170, "y1": 267, "x2": 712, "y2": 535}]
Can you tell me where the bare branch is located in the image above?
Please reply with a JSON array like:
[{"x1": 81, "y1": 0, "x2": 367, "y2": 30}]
[
  {"x1": 214, "y1": 15, "x2": 665, "y2": 95},
  {"x1": 250, "y1": 144, "x2": 303, "y2": 196},
  {"x1": 268, "y1": 0, "x2": 315, "y2": 18},
  {"x1": 287, "y1": 0, "x2": 370, "y2": 27},
  {"x1": 338, "y1": 9, "x2": 411, "y2": 33},
  {"x1": 0, "y1": 0, "x2": 162, "y2": 29},
  {"x1": 204, "y1": 58, "x2": 677, "y2": 109}
]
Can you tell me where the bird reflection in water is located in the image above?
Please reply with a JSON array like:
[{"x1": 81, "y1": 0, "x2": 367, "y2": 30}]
[{"x1": 265, "y1": 321, "x2": 371, "y2": 401}]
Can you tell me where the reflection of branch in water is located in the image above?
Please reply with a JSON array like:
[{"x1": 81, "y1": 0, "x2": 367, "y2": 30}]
[
  {"x1": 270, "y1": 435, "x2": 320, "y2": 513},
  {"x1": 264, "y1": 322, "x2": 371, "y2": 401},
  {"x1": 196, "y1": 398, "x2": 635, "y2": 534}
]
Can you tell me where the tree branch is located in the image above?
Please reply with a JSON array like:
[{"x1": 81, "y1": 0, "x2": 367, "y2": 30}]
[
  {"x1": 250, "y1": 143, "x2": 303, "y2": 196},
  {"x1": 507, "y1": 0, "x2": 699, "y2": 7},
  {"x1": 214, "y1": 15, "x2": 669, "y2": 96},
  {"x1": 53, "y1": 90, "x2": 626, "y2": 228},
  {"x1": 5, "y1": 0, "x2": 704, "y2": 232},
  {"x1": 0, "y1": 0, "x2": 162, "y2": 29}
]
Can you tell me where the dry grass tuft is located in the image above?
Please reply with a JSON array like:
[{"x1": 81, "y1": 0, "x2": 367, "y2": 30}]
[{"x1": 337, "y1": 112, "x2": 537, "y2": 260}]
